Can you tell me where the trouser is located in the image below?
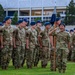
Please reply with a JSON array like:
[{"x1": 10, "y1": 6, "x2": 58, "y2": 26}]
[
  {"x1": 71, "y1": 47, "x2": 75, "y2": 61},
  {"x1": 13, "y1": 46, "x2": 21, "y2": 67},
  {"x1": 20, "y1": 45, "x2": 25, "y2": 66},
  {"x1": 26, "y1": 48, "x2": 35, "y2": 68},
  {"x1": 56, "y1": 49, "x2": 68, "y2": 71},
  {"x1": 34, "y1": 46, "x2": 39, "y2": 66},
  {"x1": 1, "y1": 45, "x2": 12, "y2": 68},
  {"x1": 50, "y1": 48, "x2": 56, "y2": 71},
  {"x1": 41, "y1": 46, "x2": 49, "y2": 68},
  {"x1": 0, "y1": 48, "x2": 1, "y2": 66}
]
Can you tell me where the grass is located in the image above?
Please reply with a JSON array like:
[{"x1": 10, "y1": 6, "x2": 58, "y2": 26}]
[{"x1": 0, "y1": 61, "x2": 75, "y2": 75}]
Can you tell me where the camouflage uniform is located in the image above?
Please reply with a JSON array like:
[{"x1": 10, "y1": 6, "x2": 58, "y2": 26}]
[
  {"x1": 13, "y1": 27, "x2": 26, "y2": 68},
  {"x1": 21, "y1": 26, "x2": 29, "y2": 67},
  {"x1": 71, "y1": 33, "x2": 75, "y2": 61},
  {"x1": 54, "y1": 31, "x2": 70, "y2": 72},
  {"x1": 26, "y1": 28, "x2": 37, "y2": 68},
  {"x1": 1, "y1": 25, "x2": 14, "y2": 69},
  {"x1": 50, "y1": 26, "x2": 60, "y2": 71},
  {"x1": 67, "y1": 33, "x2": 72, "y2": 61},
  {"x1": 39, "y1": 28, "x2": 51, "y2": 68},
  {"x1": 34, "y1": 26, "x2": 41, "y2": 66},
  {"x1": 0, "y1": 28, "x2": 2, "y2": 66}
]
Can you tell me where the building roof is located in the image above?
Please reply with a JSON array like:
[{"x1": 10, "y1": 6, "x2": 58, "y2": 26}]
[{"x1": 0, "y1": 0, "x2": 71, "y2": 9}]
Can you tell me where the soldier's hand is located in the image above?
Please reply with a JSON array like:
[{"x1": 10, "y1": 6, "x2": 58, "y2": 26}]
[
  {"x1": 26, "y1": 46, "x2": 29, "y2": 49},
  {"x1": 1, "y1": 45, "x2": 3, "y2": 49},
  {"x1": 52, "y1": 46, "x2": 55, "y2": 50},
  {"x1": 40, "y1": 45, "x2": 42, "y2": 49},
  {"x1": 71, "y1": 45, "x2": 73, "y2": 48},
  {"x1": 14, "y1": 45, "x2": 16, "y2": 48},
  {"x1": 54, "y1": 27, "x2": 58, "y2": 31}
]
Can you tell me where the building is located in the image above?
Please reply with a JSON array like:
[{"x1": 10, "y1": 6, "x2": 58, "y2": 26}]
[{"x1": 0, "y1": 0, "x2": 71, "y2": 22}]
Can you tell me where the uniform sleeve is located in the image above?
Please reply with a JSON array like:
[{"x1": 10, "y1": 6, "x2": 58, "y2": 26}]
[
  {"x1": 49, "y1": 27, "x2": 57, "y2": 36},
  {"x1": 26, "y1": 30, "x2": 30, "y2": 39},
  {"x1": 67, "y1": 33, "x2": 70, "y2": 43},
  {"x1": 0, "y1": 28, "x2": 3, "y2": 36},
  {"x1": 13, "y1": 29, "x2": 18, "y2": 38},
  {"x1": 38, "y1": 31, "x2": 44, "y2": 38},
  {"x1": 71, "y1": 34, "x2": 75, "y2": 43}
]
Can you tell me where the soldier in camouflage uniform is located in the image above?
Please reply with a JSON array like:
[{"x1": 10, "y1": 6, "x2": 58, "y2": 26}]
[
  {"x1": 50, "y1": 18, "x2": 61, "y2": 71},
  {"x1": 0, "y1": 22, "x2": 3, "y2": 67},
  {"x1": 39, "y1": 22, "x2": 52, "y2": 68},
  {"x1": 49, "y1": 23, "x2": 70, "y2": 73},
  {"x1": 1, "y1": 17, "x2": 14, "y2": 70},
  {"x1": 26, "y1": 21, "x2": 37, "y2": 68},
  {"x1": 71, "y1": 29, "x2": 75, "y2": 61},
  {"x1": 21, "y1": 18, "x2": 28, "y2": 67},
  {"x1": 67, "y1": 29, "x2": 73, "y2": 61},
  {"x1": 12, "y1": 22, "x2": 19, "y2": 66},
  {"x1": 13, "y1": 20, "x2": 26, "y2": 69},
  {"x1": 34, "y1": 20, "x2": 42, "y2": 67}
]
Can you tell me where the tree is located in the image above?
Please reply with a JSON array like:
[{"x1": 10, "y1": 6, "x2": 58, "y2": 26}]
[
  {"x1": 57, "y1": 13, "x2": 60, "y2": 17},
  {"x1": 34, "y1": 17, "x2": 41, "y2": 22},
  {"x1": 12, "y1": 12, "x2": 18, "y2": 25},
  {"x1": 65, "y1": 0, "x2": 75, "y2": 25},
  {"x1": 0, "y1": 4, "x2": 5, "y2": 22}
]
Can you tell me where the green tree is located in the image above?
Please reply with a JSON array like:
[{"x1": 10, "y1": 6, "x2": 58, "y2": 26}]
[
  {"x1": 34, "y1": 17, "x2": 41, "y2": 22},
  {"x1": 65, "y1": 0, "x2": 75, "y2": 25},
  {"x1": 0, "y1": 4, "x2": 5, "y2": 22},
  {"x1": 57, "y1": 13, "x2": 60, "y2": 17},
  {"x1": 12, "y1": 12, "x2": 18, "y2": 25}
]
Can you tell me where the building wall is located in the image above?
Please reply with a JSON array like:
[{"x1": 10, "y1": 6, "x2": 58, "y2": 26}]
[{"x1": 0, "y1": 0, "x2": 71, "y2": 22}]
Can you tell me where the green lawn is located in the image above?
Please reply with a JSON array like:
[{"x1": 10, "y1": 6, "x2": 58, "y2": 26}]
[{"x1": 0, "y1": 61, "x2": 75, "y2": 75}]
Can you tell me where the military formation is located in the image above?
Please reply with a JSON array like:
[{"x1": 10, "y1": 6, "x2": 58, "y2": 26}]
[{"x1": 0, "y1": 16, "x2": 75, "y2": 73}]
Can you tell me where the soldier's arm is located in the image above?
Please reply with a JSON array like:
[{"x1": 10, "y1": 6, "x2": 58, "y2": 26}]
[
  {"x1": 13, "y1": 30, "x2": 16, "y2": 48},
  {"x1": 1, "y1": 35, "x2": 3, "y2": 48},
  {"x1": 71, "y1": 34, "x2": 75, "y2": 48},
  {"x1": 38, "y1": 31, "x2": 43, "y2": 48},
  {"x1": 26, "y1": 38, "x2": 29, "y2": 49},
  {"x1": 26, "y1": 31, "x2": 30, "y2": 49},
  {"x1": 0, "y1": 29, "x2": 3, "y2": 48},
  {"x1": 49, "y1": 27, "x2": 57, "y2": 35},
  {"x1": 67, "y1": 34, "x2": 71, "y2": 49},
  {"x1": 50, "y1": 36, "x2": 54, "y2": 48}
]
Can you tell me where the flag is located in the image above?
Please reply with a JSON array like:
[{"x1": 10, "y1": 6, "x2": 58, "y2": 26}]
[{"x1": 50, "y1": 6, "x2": 57, "y2": 25}]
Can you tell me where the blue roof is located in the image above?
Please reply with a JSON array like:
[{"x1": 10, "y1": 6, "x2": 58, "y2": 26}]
[{"x1": 0, "y1": 0, "x2": 71, "y2": 9}]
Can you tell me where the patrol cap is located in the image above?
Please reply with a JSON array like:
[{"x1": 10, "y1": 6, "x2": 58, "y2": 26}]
[
  {"x1": 56, "y1": 17, "x2": 61, "y2": 21},
  {"x1": 70, "y1": 29, "x2": 73, "y2": 32},
  {"x1": 0, "y1": 22, "x2": 3, "y2": 26},
  {"x1": 74, "y1": 28, "x2": 75, "y2": 30},
  {"x1": 18, "y1": 20, "x2": 23, "y2": 24},
  {"x1": 3, "y1": 20, "x2": 5, "y2": 23},
  {"x1": 23, "y1": 18, "x2": 28, "y2": 22},
  {"x1": 36, "y1": 20, "x2": 41, "y2": 24},
  {"x1": 59, "y1": 23, "x2": 65, "y2": 27},
  {"x1": 30, "y1": 21, "x2": 36, "y2": 26},
  {"x1": 65, "y1": 29, "x2": 69, "y2": 32},
  {"x1": 4, "y1": 16, "x2": 11, "y2": 22},
  {"x1": 44, "y1": 22, "x2": 51, "y2": 26}
]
